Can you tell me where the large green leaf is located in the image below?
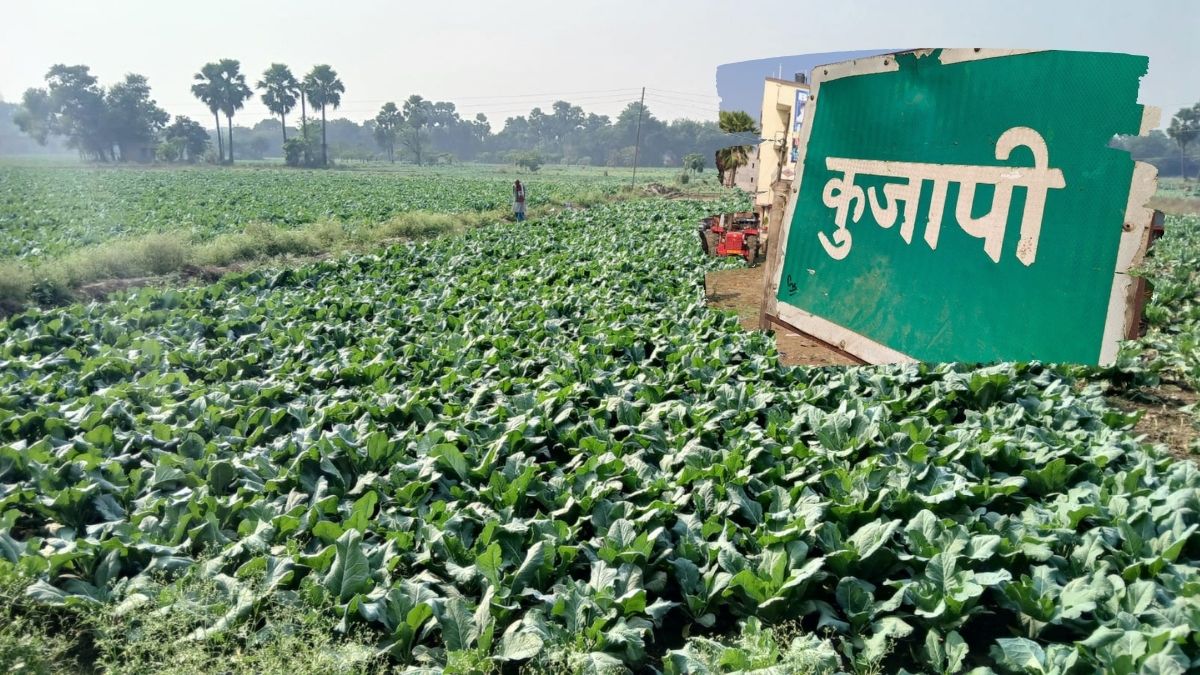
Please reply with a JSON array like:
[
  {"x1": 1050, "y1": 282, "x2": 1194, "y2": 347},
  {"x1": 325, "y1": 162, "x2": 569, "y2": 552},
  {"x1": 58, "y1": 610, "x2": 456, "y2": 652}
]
[{"x1": 324, "y1": 529, "x2": 372, "y2": 602}]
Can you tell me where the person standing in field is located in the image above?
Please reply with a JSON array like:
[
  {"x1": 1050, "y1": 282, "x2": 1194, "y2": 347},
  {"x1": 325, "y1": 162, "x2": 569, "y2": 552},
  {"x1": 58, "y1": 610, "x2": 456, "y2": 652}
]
[{"x1": 513, "y1": 180, "x2": 526, "y2": 222}]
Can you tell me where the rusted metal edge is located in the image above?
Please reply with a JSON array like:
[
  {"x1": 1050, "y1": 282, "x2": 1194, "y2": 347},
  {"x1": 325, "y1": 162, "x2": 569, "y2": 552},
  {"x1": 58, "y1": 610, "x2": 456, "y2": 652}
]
[
  {"x1": 761, "y1": 312, "x2": 869, "y2": 366},
  {"x1": 1100, "y1": 161, "x2": 1159, "y2": 363}
]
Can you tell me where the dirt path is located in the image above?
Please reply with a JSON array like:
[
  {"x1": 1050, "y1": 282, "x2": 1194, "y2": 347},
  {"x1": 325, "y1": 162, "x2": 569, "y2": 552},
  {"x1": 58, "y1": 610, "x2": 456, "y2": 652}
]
[
  {"x1": 704, "y1": 266, "x2": 856, "y2": 367},
  {"x1": 1108, "y1": 386, "x2": 1199, "y2": 460}
]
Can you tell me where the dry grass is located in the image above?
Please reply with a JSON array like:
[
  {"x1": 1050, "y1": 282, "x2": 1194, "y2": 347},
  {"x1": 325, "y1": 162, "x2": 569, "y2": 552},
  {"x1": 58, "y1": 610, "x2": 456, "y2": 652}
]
[
  {"x1": 0, "y1": 262, "x2": 33, "y2": 313},
  {"x1": 0, "y1": 213, "x2": 496, "y2": 312}
]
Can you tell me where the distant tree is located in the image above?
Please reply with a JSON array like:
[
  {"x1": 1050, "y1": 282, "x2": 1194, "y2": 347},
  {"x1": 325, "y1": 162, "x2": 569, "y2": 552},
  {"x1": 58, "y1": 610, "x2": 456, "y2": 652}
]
[
  {"x1": 15, "y1": 65, "x2": 112, "y2": 160},
  {"x1": 257, "y1": 63, "x2": 299, "y2": 147},
  {"x1": 299, "y1": 87, "x2": 308, "y2": 140},
  {"x1": 157, "y1": 137, "x2": 184, "y2": 162},
  {"x1": 374, "y1": 102, "x2": 401, "y2": 163},
  {"x1": 15, "y1": 65, "x2": 171, "y2": 162},
  {"x1": 303, "y1": 65, "x2": 344, "y2": 167},
  {"x1": 162, "y1": 115, "x2": 210, "y2": 162},
  {"x1": 401, "y1": 94, "x2": 432, "y2": 165},
  {"x1": 1167, "y1": 104, "x2": 1200, "y2": 180},
  {"x1": 473, "y1": 113, "x2": 491, "y2": 145},
  {"x1": 607, "y1": 146, "x2": 637, "y2": 167},
  {"x1": 247, "y1": 135, "x2": 270, "y2": 159},
  {"x1": 283, "y1": 136, "x2": 309, "y2": 167},
  {"x1": 683, "y1": 152, "x2": 705, "y2": 174},
  {"x1": 514, "y1": 151, "x2": 542, "y2": 172},
  {"x1": 105, "y1": 74, "x2": 168, "y2": 161},
  {"x1": 47, "y1": 65, "x2": 112, "y2": 160},
  {"x1": 191, "y1": 62, "x2": 226, "y2": 162},
  {"x1": 217, "y1": 59, "x2": 253, "y2": 164},
  {"x1": 12, "y1": 88, "x2": 55, "y2": 146},
  {"x1": 715, "y1": 110, "x2": 758, "y2": 186},
  {"x1": 547, "y1": 100, "x2": 585, "y2": 156}
]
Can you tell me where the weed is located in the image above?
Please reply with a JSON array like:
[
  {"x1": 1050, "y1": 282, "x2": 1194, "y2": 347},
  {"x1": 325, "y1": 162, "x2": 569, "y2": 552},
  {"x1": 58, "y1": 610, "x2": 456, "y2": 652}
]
[{"x1": 0, "y1": 262, "x2": 33, "y2": 309}]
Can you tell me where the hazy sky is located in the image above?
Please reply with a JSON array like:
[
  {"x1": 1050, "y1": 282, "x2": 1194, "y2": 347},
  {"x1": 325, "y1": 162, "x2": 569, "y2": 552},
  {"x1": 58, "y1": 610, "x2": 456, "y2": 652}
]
[{"x1": 1, "y1": 0, "x2": 1197, "y2": 127}]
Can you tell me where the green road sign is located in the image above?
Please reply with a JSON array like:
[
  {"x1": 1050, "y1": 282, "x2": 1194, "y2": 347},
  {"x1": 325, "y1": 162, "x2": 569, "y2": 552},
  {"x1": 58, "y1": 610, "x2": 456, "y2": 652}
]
[{"x1": 764, "y1": 49, "x2": 1157, "y2": 365}]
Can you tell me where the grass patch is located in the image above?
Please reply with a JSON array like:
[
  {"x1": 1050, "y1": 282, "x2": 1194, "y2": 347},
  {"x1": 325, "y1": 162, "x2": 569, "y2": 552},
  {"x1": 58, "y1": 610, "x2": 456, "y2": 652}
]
[
  {"x1": 0, "y1": 561, "x2": 384, "y2": 675},
  {"x1": 366, "y1": 210, "x2": 497, "y2": 241},
  {"x1": 0, "y1": 261, "x2": 34, "y2": 312},
  {"x1": 193, "y1": 222, "x2": 324, "y2": 267},
  {"x1": 0, "y1": 213, "x2": 491, "y2": 312},
  {"x1": 0, "y1": 562, "x2": 96, "y2": 674},
  {"x1": 55, "y1": 233, "x2": 192, "y2": 285}
]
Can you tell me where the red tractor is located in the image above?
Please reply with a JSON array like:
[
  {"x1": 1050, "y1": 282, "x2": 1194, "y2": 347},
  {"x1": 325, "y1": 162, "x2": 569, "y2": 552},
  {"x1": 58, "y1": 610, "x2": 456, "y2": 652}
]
[{"x1": 698, "y1": 211, "x2": 765, "y2": 265}]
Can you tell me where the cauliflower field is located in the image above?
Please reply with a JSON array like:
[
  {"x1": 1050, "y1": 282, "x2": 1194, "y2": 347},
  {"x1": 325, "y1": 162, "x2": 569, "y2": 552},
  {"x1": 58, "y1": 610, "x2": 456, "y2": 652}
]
[{"x1": 0, "y1": 199, "x2": 1198, "y2": 674}]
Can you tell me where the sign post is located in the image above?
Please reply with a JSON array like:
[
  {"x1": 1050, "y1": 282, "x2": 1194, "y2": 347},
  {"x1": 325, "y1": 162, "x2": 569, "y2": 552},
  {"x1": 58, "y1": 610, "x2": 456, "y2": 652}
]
[{"x1": 761, "y1": 49, "x2": 1159, "y2": 365}]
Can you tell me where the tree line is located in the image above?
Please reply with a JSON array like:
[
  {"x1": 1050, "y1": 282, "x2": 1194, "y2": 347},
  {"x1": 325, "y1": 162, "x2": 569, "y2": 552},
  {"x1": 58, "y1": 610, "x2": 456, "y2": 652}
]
[
  {"x1": 13, "y1": 60, "x2": 347, "y2": 167},
  {"x1": 11, "y1": 61, "x2": 759, "y2": 171},
  {"x1": 13, "y1": 60, "x2": 1199, "y2": 180},
  {"x1": 15, "y1": 65, "x2": 170, "y2": 162}
]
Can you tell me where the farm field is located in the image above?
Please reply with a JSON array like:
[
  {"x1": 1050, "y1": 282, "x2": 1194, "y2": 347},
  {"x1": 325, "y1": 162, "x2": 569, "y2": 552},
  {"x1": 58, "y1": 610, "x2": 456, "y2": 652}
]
[
  {"x1": 1, "y1": 188, "x2": 1199, "y2": 674},
  {"x1": 0, "y1": 162, "x2": 719, "y2": 311},
  {"x1": 0, "y1": 162, "x2": 706, "y2": 260}
]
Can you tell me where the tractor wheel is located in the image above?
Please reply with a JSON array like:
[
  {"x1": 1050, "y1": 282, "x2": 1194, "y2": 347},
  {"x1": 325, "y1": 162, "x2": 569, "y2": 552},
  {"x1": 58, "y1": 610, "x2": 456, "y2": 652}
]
[
  {"x1": 700, "y1": 230, "x2": 718, "y2": 257},
  {"x1": 707, "y1": 232, "x2": 721, "y2": 256},
  {"x1": 745, "y1": 235, "x2": 760, "y2": 265}
]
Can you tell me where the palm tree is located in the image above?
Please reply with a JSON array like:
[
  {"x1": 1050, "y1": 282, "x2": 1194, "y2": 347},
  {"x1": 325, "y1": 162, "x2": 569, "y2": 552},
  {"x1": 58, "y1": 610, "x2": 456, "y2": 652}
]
[
  {"x1": 191, "y1": 62, "x2": 225, "y2": 162},
  {"x1": 1167, "y1": 105, "x2": 1200, "y2": 181},
  {"x1": 402, "y1": 94, "x2": 431, "y2": 166},
  {"x1": 374, "y1": 102, "x2": 402, "y2": 163},
  {"x1": 303, "y1": 65, "x2": 344, "y2": 167},
  {"x1": 715, "y1": 110, "x2": 759, "y2": 187},
  {"x1": 217, "y1": 59, "x2": 253, "y2": 164},
  {"x1": 257, "y1": 63, "x2": 299, "y2": 148}
]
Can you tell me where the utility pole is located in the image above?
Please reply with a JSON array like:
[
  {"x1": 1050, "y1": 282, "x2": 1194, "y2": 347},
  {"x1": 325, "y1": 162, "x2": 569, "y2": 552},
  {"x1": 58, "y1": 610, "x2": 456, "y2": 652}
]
[{"x1": 631, "y1": 87, "x2": 645, "y2": 187}]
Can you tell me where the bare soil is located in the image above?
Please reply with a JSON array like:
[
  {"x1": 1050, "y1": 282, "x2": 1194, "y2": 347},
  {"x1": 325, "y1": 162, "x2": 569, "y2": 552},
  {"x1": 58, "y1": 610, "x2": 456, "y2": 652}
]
[
  {"x1": 704, "y1": 265, "x2": 856, "y2": 367},
  {"x1": 1109, "y1": 385, "x2": 1199, "y2": 460}
]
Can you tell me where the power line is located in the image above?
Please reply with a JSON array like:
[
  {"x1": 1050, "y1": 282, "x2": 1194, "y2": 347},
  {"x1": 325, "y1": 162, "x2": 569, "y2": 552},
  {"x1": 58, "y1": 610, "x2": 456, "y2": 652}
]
[
  {"x1": 642, "y1": 95, "x2": 717, "y2": 115},
  {"x1": 452, "y1": 93, "x2": 643, "y2": 109},
  {"x1": 644, "y1": 90, "x2": 717, "y2": 104},
  {"x1": 644, "y1": 104, "x2": 717, "y2": 119},
  {"x1": 646, "y1": 86, "x2": 720, "y2": 101},
  {"x1": 643, "y1": 96, "x2": 717, "y2": 113},
  {"x1": 435, "y1": 87, "x2": 641, "y2": 101}
]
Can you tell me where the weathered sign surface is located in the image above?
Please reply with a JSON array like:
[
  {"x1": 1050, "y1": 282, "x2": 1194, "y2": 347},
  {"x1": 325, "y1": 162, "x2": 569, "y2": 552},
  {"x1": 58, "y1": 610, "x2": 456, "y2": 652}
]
[{"x1": 762, "y1": 49, "x2": 1158, "y2": 365}]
